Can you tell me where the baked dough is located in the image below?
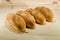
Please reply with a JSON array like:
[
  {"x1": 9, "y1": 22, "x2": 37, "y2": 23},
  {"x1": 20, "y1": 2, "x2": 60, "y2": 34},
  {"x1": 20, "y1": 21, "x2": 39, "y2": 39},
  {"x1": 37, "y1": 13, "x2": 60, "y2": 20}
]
[
  {"x1": 35, "y1": 6, "x2": 55, "y2": 22},
  {"x1": 16, "y1": 11, "x2": 35, "y2": 29},
  {"x1": 6, "y1": 14, "x2": 26, "y2": 33}
]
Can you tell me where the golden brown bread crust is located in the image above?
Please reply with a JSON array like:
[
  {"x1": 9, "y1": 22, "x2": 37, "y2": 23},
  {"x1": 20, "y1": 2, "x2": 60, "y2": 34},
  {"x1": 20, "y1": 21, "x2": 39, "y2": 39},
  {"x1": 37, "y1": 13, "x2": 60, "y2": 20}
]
[
  {"x1": 5, "y1": 6, "x2": 55, "y2": 33},
  {"x1": 35, "y1": 6, "x2": 55, "y2": 22},
  {"x1": 6, "y1": 14, "x2": 19, "y2": 33},
  {"x1": 13, "y1": 14, "x2": 26, "y2": 32},
  {"x1": 26, "y1": 8, "x2": 46, "y2": 24},
  {"x1": 16, "y1": 11, "x2": 36, "y2": 29},
  {"x1": 6, "y1": 14, "x2": 26, "y2": 33}
]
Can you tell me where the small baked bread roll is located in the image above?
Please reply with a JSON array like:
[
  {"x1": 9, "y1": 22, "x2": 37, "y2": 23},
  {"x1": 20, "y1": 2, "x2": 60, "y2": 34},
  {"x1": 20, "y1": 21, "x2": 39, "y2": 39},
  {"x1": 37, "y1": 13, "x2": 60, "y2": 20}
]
[
  {"x1": 6, "y1": 14, "x2": 26, "y2": 33},
  {"x1": 16, "y1": 11, "x2": 35, "y2": 29},
  {"x1": 26, "y1": 8, "x2": 46, "y2": 24},
  {"x1": 35, "y1": 6, "x2": 55, "y2": 22}
]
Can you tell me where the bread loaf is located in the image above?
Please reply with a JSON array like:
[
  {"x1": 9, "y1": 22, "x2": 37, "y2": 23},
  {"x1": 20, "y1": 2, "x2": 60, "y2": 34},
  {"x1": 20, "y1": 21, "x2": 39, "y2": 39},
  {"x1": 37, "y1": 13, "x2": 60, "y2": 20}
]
[
  {"x1": 35, "y1": 6, "x2": 55, "y2": 22},
  {"x1": 6, "y1": 14, "x2": 26, "y2": 33},
  {"x1": 16, "y1": 11, "x2": 36, "y2": 29}
]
